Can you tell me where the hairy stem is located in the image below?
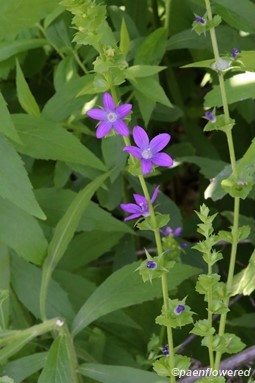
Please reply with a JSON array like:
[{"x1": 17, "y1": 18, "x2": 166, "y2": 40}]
[{"x1": 204, "y1": 0, "x2": 240, "y2": 370}]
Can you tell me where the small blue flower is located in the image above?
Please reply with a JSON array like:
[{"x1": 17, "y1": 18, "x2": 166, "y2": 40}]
[
  {"x1": 161, "y1": 344, "x2": 169, "y2": 356},
  {"x1": 174, "y1": 305, "x2": 185, "y2": 315},
  {"x1": 146, "y1": 260, "x2": 157, "y2": 269},
  {"x1": 195, "y1": 16, "x2": 206, "y2": 25},
  {"x1": 205, "y1": 110, "x2": 216, "y2": 123},
  {"x1": 231, "y1": 48, "x2": 239, "y2": 60}
]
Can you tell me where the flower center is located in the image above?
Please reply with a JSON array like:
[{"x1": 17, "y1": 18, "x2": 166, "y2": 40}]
[
  {"x1": 106, "y1": 112, "x2": 117, "y2": 123},
  {"x1": 141, "y1": 147, "x2": 153, "y2": 159}
]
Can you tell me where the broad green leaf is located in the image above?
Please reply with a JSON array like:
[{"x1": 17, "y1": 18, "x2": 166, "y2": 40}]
[
  {"x1": 204, "y1": 164, "x2": 232, "y2": 201},
  {"x1": 205, "y1": 72, "x2": 255, "y2": 107},
  {"x1": 38, "y1": 336, "x2": 79, "y2": 383},
  {"x1": 231, "y1": 250, "x2": 255, "y2": 296},
  {"x1": 0, "y1": 335, "x2": 36, "y2": 364},
  {"x1": 40, "y1": 172, "x2": 111, "y2": 319},
  {"x1": 234, "y1": 138, "x2": 255, "y2": 176},
  {"x1": 0, "y1": 134, "x2": 45, "y2": 219},
  {"x1": 177, "y1": 156, "x2": 227, "y2": 179},
  {"x1": 119, "y1": 18, "x2": 130, "y2": 55},
  {"x1": 16, "y1": 61, "x2": 40, "y2": 117},
  {"x1": 72, "y1": 262, "x2": 200, "y2": 335},
  {"x1": 135, "y1": 27, "x2": 167, "y2": 65},
  {"x1": 0, "y1": 353, "x2": 47, "y2": 383},
  {"x1": 134, "y1": 89, "x2": 155, "y2": 127},
  {"x1": 0, "y1": 39, "x2": 47, "y2": 62},
  {"x1": 11, "y1": 255, "x2": 75, "y2": 322},
  {"x1": 60, "y1": 231, "x2": 124, "y2": 271},
  {"x1": 12, "y1": 114, "x2": 106, "y2": 171},
  {"x1": 0, "y1": 245, "x2": 10, "y2": 329},
  {"x1": 0, "y1": 198, "x2": 47, "y2": 265},
  {"x1": 79, "y1": 364, "x2": 167, "y2": 383},
  {"x1": 130, "y1": 77, "x2": 172, "y2": 108},
  {"x1": 42, "y1": 74, "x2": 95, "y2": 121},
  {"x1": 214, "y1": 0, "x2": 255, "y2": 34},
  {"x1": 0, "y1": 0, "x2": 60, "y2": 38},
  {"x1": 0, "y1": 93, "x2": 21, "y2": 143},
  {"x1": 125, "y1": 65, "x2": 166, "y2": 79},
  {"x1": 35, "y1": 187, "x2": 133, "y2": 233}
]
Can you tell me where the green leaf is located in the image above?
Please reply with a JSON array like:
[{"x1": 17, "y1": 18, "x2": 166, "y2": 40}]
[
  {"x1": 0, "y1": 0, "x2": 60, "y2": 38},
  {"x1": 0, "y1": 353, "x2": 47, "y2": 383},
  {"x1": 0, "y1": 198, "x2": 47, "y2": 265},
  {"x1": 119, "y1": 18, "x2": 130, "y2": 55},
  {"x1": 177, "y1": 156, "x2": 227, "y2": 179},
  {"x1": 79, "y1": 363, "x2": 167, "y2": 383},
  {"x1": 130, "y1": 77, "x2": 172, "y2": 108},
  {"x1": 16, "y1": 61, "x2": 40, "y2": 117},
  {"x1": 0, "y1": 134, "x2": 45, "y2": 219},
  {"x1": 0, "y1": 92, "x2": 21, "y2": 144},
  {"x1": 134, "y1": 89, "x2": 155, "y2": 126},
  {"x1": 135, "y1": 27, "x2": 167, "y2": 65},
  {"x1": 59, "y1": 231, "x2": 124, "y2": 271},
  {"x1": 0, "y1": 245, "x2": 10, "y2": 329},
  {"x1": 0, "y1": 39, "x2": 47, "y2": 62},
  {"x1": 11, "y1": 255, "x2": 75, "y2": 321},
  {"x1": 125, "y1": 65, "x2": 166, "y2": 79},
  {"x1": 214, "y1": 0, "x2": 255, "y2": 34},
  {"x1": 205, "y1": 72, "x2": 255, "y2": 107},
  {"x1": 72, "y1": 262, "x2": 200, "y2": 335},
  {"x1": 231, "y1": 250, "x2": 255, "y2": 296},
  {"x1": 12, "y1": 114, "x2": 106, "y2": 171},
  {"x1": 42, "y1": 74, "x2": 95, "y2": 121},
  {"x1": 38, "y1": 336, "x2": 78, "y2": 383},
  {"x1": 204, "y1": 164, "x2": 232, "y2": 201},
  {"x1": 40, "y1": 172, "x2": 111, "y2": 319}
]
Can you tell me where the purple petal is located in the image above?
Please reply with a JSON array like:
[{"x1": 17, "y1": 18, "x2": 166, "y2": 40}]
[
  {"x1": 150, "y1": 134, "x2": 171, "y2": 153},
  {"x1": 103, "y1": 92, "x2": 115, "y2": 110},
  {"x1": 96, "y1": 121, "x2": 112, "y2": 139},
  {"x1": 120, "y1": 203, "x2": 141, "y2": 214},
  {"x1": 123, "y1": 146, "x2": 142, "y2": 158},
  {"x1": 173, "y1": 227, "x2": 182, "y2": 237},
  {"x1": 141, "y1": 159, "x2": 153, "y2": 175},
  {"x1": 133, "y1": 194, "x2": 147, "y2": 205},
  {"x1": 151, "y1": 185, "x2": 160, "y2": 203},
  {"x1": 124, "y1": 213, "x2": 142, "y2": 221},
  {"x1": 115, "y1": 104, "x2": 132, "y2": 118},
  {"x1": 152, "y1": 153, "x2": 173, "y2": 167},
  {"x1": 133, "y1": 126, "x2": 149, "y2": 149},
  {"x1": 87, "y1": 108, "x2": 106, "y2": 121},
  {"x1": 113, "y1": 120, "x2": 129, "y2": 136},
  {"x1": 165, "y1": 227, "x2": 173, "y2": 236}
]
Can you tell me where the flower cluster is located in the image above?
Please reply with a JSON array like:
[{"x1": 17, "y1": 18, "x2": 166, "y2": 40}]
[{"x1": 87, "y1": 92, "x2": 174, "y2": 224}]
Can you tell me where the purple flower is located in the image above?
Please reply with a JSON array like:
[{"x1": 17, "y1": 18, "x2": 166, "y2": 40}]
[
  {"x1": 120, "y1": 186, "x2": 159, "y2": 221},
  {"x1": 231, "y1": 48, "x2": 239, "y2": 60},
  {"x1": 146, "y1": 260, "x2": 157, "y2": 269},
  {"x1": 162, "y1": 226, "x2": 182, "y2": 237},
  {"x1": 174, "y1": 305, "x2": 185, "y2": 315},
  {"x1": 123, "y1": 126, "x2": 173, "y2": 175},
  {"x1": 161, "y1": 344, "x2": 169, "y2": 356},
  {"x1": 87, "y1": 92, "x2": 132, "y2": 138},
  {"x1": 195, "y1": 16, "x2": 206, "y2": 25},
  {"x1": 205, "y1": 110, "x2": 216, "y2": 123}
]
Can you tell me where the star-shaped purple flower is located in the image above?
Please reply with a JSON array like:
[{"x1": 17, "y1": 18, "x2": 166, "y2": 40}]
[
  {"x1": 87, "y1": 92, "x2": 132, "y2": 139},
  {"x1": 123, "y1": 126, "x2": 173, "y2": 175},
  {"x1": 120, "y1": 186, "x2": 159, "y2": 221}
]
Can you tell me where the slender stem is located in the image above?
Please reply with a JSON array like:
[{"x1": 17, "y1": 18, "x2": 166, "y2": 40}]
[
  {"x1": 207, "y1": 264, "x2": 214, "y2": 369},
  {"x1": 204, "y1": 0, "x2": 240, "y2": 370},
  {"x1": 164, "y1": 0, "x2": 172, "y2": 35},
  {"x1": 123, "y1": 135, "x2": 175, "y2": 383},
  {"x1": 72, "y1": 50, "x2": 88, "y2": 74}
]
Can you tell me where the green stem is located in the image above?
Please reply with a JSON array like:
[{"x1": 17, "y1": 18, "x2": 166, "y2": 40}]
[
  {"x1": 207, "y1": 264, "x2": 214, "y2": 369},
  {"x1": 164, "y1": 0, "x2": 172, "y2": 35},
  {"x1": 72, "y1": 49, "x2": 88, "y2": 74},
  {"x1": 123, "y1": 137, "x2": 175, "y2": 383},
  {"x1": 204, "y1": 0, "x2": 240, "y2": 370}
]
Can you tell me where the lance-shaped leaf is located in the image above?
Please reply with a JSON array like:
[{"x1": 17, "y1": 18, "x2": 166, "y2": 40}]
[
  {"x1": 0, "y1": 92, "x2": 21, "y2": 144},
  {"x1": 16, "y1": 61, "x2": 40, "y2": 117},
  {"x1": 40, "y1": 171, "x2": 111, "y2": 320}
]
